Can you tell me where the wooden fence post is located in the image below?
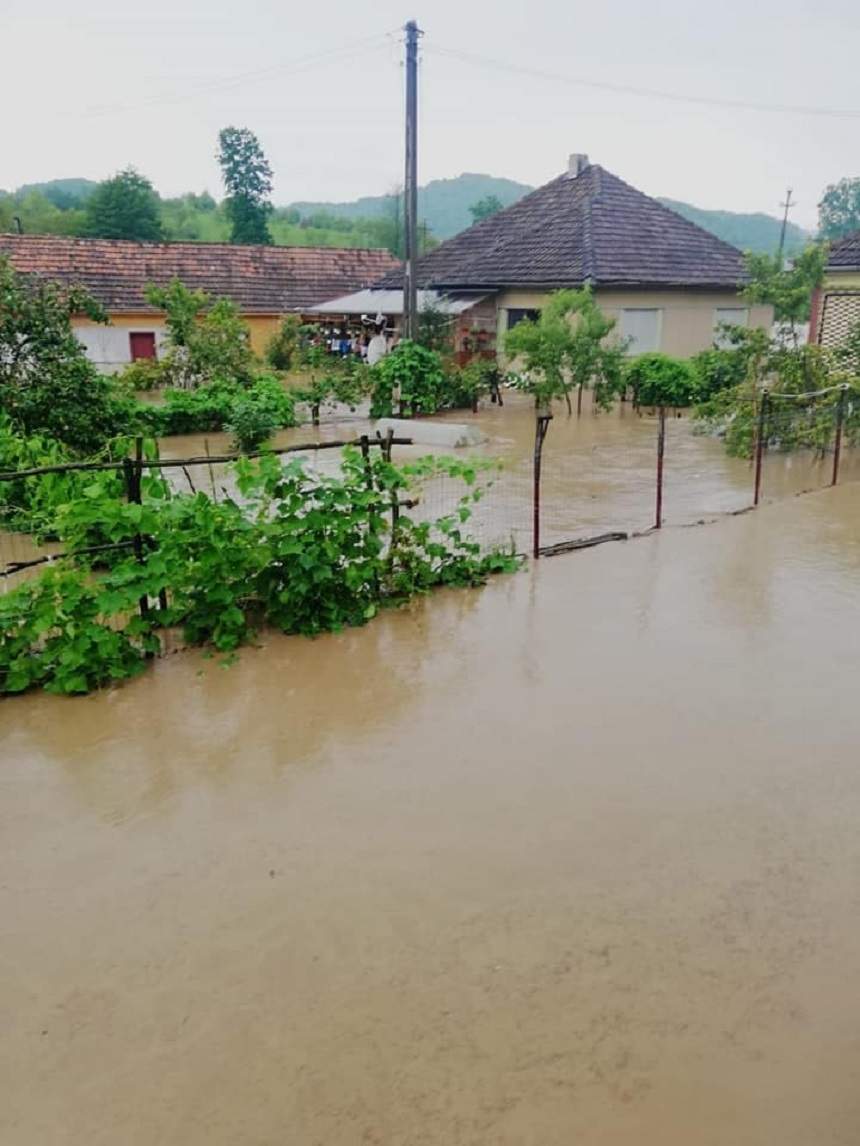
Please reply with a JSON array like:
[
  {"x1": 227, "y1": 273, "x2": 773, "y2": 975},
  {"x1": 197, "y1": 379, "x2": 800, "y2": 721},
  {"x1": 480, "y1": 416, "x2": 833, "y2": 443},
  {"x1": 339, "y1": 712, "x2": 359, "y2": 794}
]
[
  {"x1": 753, "y1": 389, "x2": 768, "y2": 507},
  {"x1": 655, "y1": 405, "x2": 666, "y2": 529},
  {"x1": 532, "y1": 412, "x2": 552, "y2": 559}
]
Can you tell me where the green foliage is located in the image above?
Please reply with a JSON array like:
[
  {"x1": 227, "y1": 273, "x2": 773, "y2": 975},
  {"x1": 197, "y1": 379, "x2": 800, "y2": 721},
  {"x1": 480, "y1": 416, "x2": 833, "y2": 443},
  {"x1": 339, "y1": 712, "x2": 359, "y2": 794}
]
[
  {"x1": 0, "y1": 256, "x2": 131, "y2": 453},
  {"x1": 417, "y1": 302, "x2": 456, "y2": 357},
  {"x1": 625, "y1": 353, "x2": 697, "y2": 408},
  {"x1": 505, "y1": 288, "x2": 626, "y2": 411},
  {"x1": 469, "y1": 195, "x2": 504, "y2": 224},
  {"x1": 694, "y1": 327, "x2": 860, "y2": 457},
  {"x1": 447, "y1": 358, "x2": 501, "y2": 409},
  {"x1": 84, "y1": 167, "x2": 164, "y2": 241},
  {"x1": 294, "y1": 360, "x2": 371, "y2": 421},
  {"x1": 217, "y1": 126, "x2": 273, "y2": 245},
  {"x1": 689, "y1": 345, "x2": 749, "y2": 402},
  {"x1": 265, "y1": 315, "x2": 304, "y2": 370},
  {"x1": 142, "y1": 279, "x2": 255, "y2": 387},
  {"x1": 742, "y1": 244, "x2": 827, "y2": 330},
  {"x1": 369, "y1": 341, "x2": 447, "y2": 417},
  {"x1": 0, "y1": 415, "x2": 127, "y2": 535},
  {"x1": 136, "y1": 376, "x2": 296, "y2": 438},
  {"x1": 818, "y1": 178, "x2": 860, "y2": 242},
  {"x1": 0, "y1": 448, "x2": 518, "y2": 694},
  {"x1": 226, "y1": 377, "x2": 296, "y2": 452}
]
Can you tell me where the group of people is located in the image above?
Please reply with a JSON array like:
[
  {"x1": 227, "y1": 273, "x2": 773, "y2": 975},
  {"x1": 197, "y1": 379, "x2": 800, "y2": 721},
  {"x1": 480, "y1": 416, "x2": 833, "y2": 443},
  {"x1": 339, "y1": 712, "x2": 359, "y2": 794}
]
[{"x1": 312, "y1": 317, "x2": 394, "y2": 367}]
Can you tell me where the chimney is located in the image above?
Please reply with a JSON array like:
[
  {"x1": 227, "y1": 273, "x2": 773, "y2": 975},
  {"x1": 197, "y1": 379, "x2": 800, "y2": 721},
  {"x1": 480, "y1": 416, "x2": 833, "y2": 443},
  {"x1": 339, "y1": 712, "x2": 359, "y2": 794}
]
[{"x1": 567, "y1": 153, "x2": 589, "y2": 178}]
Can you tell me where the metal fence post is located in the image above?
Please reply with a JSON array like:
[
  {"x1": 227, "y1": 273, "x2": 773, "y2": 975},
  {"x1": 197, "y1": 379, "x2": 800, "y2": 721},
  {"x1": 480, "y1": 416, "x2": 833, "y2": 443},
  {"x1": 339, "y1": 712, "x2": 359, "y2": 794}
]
[
  {"x1": 831, "y1": 385, "x2": 848, "y2": 487},
  {"x1": 532, "y1": 412, "x2": 552, "y2": 559},
  {"x1": 655, "y1": 405, "x2": 666, "y2": 529},
  {"x1": 753, "y1": 388, "x2": 768, "y2": 507}
]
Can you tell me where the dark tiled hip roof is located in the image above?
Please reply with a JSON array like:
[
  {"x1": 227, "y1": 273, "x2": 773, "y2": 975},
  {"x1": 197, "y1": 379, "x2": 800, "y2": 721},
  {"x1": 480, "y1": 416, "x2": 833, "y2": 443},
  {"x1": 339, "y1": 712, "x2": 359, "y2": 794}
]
[{"x1": 377, "y1": 165, "x2": 747, "y2": 292}]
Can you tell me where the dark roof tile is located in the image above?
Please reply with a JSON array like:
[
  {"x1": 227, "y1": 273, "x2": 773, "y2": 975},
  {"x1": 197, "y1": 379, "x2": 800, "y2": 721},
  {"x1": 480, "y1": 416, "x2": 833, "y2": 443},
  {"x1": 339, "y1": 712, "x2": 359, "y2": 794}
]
[
  {"x1": 378, "y1": 165, "x2": 746, "y2": 291},
  {"x1": 827, "y1": 230, "x2": 860, "y2": 269}
]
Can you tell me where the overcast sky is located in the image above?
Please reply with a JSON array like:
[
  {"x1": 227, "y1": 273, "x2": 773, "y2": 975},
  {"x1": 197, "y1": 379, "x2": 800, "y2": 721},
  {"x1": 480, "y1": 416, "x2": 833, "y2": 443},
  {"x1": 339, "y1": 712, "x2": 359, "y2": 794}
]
[{"x1": 2, "y1": 0, "x2": 858, "y2": 228}]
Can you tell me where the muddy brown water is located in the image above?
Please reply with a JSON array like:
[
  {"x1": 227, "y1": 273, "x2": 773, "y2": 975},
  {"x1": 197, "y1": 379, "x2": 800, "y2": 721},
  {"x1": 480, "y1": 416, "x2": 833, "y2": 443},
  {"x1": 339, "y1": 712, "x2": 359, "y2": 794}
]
[{"x1": 3, "y1": 475, "x2": 860, "y2": 1144}]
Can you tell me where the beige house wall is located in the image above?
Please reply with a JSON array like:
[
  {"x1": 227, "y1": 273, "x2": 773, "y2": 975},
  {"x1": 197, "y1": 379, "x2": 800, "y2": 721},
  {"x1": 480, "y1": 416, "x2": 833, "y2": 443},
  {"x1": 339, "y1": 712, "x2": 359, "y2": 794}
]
[
  {"x1": 73, "y1": 311, "x2": 284, "y2": 370},
  {"x1": 822, "y1": 270, "x2": 860, "y2": 290},
  {"x1": 495, "y1": 289, "x2": 773, "y2": 359}
]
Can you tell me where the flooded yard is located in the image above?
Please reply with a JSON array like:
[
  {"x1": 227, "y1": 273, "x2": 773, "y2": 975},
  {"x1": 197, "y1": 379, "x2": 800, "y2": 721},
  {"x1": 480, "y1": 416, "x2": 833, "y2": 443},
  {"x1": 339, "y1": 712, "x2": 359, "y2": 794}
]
[{"x1": 3, "y1": 477, "x2": 860, "y2": 1144}]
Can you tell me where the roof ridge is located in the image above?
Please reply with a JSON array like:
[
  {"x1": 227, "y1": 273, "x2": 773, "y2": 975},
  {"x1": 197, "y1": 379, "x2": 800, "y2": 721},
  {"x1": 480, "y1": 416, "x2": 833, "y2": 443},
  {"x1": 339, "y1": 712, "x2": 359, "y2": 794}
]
[{"x1": 0, "y1": 233, "x2": 396, "y2": 256}]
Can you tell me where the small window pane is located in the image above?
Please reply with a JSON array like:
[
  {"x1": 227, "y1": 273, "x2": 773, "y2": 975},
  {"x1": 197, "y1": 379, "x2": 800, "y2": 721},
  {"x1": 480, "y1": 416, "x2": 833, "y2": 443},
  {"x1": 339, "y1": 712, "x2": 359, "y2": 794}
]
[
  {"x1": 713, "y1": 308, "x2": 749, "y2": 348},
  {"x1": 621, "y1": 309, "x2": 660, "y2": 354},
  {"x1": 506, "y1": 308, "x2": 540, "y2": 331}
]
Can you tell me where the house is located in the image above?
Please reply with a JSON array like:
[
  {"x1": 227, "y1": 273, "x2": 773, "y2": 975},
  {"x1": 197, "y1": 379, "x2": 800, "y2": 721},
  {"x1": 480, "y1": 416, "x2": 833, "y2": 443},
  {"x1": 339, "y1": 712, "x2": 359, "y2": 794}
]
[
  {"x1": 810, "y1": 231, "x2": 860, "y2": 347},
  {"x1": 0, "y1": 234, "x2": 400, "y2": 370},
  {"x1": 372, "y1": 156, "x2": 772, "y2": 358}
]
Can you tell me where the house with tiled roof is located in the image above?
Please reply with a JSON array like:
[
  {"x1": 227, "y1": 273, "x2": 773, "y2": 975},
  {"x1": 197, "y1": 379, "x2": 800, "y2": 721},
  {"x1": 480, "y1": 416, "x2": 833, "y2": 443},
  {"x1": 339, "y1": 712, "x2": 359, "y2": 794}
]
[
  {"x1": 810, "y1": 231, "x2": 860, "y2": 348},
  {"x1": 0, "y1": 234, "x2": 400, "y2": 370},
  {"x1": 372, "y1": 156, "x2": 771, "y2": 358}
]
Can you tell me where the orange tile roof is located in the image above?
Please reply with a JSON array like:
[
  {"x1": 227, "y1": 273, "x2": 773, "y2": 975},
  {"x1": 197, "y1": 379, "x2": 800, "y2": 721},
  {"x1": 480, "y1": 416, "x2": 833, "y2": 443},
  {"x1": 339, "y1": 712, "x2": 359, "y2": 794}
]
[{"x1": 0, "y1": 235, "x2": 401, "y2": 313}]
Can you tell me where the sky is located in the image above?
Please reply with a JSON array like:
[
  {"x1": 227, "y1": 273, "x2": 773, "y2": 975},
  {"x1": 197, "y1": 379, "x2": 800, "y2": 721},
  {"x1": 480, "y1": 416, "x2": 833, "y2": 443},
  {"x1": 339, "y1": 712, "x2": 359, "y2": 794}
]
[{"x1": 1, "y1": 0, "x2": 858, "y2": 229}]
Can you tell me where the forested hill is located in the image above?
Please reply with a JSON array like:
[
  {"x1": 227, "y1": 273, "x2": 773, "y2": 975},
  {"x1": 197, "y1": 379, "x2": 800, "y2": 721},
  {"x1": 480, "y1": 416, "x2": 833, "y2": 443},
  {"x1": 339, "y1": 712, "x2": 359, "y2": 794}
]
[
  {"x1": 3, "y1": 172, "x2": 812, "y2": 255},
  {"x1": 657, "y1": 198, "x2": 810, "y2": 256},
  {"x1": 290, "y1": 174, "x2": 534, "y2": 240}
]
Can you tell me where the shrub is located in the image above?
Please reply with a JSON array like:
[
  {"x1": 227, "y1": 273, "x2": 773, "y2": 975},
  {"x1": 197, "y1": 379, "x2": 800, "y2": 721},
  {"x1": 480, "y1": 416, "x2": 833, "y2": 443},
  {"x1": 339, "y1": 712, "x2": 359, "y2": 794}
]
[
  {"x1": 690, "y1": 346, "x2": 749, "y2": 402},
  {"x1": 265, "y1": 315, "x2": 303, "y2": 371},
  {"x1": 117, "y1": 356, "x2": 169, "y2": 391},
  {"x1": 625, "y1": 353, "x2": 697, "y2": 408},
  {"x1": 134, "y1": 376, "x2": 296, "y2": 439},
  {"x1": 370, "y1": 341, "x2": 447, "y2": 417}
]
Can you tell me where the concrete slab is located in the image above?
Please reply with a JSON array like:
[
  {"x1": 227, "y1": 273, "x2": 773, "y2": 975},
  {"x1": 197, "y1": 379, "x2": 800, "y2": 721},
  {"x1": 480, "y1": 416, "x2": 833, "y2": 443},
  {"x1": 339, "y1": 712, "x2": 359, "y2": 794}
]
[{"x1": 374, "y1": 418, "x2": 487, "y2": 449}]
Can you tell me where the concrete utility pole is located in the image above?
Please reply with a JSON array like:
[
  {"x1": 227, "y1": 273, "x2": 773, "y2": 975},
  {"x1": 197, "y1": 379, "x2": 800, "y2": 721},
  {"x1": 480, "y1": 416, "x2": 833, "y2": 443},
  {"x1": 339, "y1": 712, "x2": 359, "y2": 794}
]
[
  {"x1": 777, "y1": 188, "x2": 794, "y2": 264},
  {"x1": 403, "y1": 19, "x2": 422, "y2": 341}
]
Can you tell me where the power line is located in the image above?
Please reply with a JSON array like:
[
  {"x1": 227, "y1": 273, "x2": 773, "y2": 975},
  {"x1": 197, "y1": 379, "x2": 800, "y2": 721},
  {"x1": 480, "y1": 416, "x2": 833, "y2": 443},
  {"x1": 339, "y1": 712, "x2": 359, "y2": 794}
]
[
  {"x1": 426, "y1": 44, "x2": 860, "y2": 120},
  {"x1": 76, "y1": 31, "x2": 400, "y2": 119}
]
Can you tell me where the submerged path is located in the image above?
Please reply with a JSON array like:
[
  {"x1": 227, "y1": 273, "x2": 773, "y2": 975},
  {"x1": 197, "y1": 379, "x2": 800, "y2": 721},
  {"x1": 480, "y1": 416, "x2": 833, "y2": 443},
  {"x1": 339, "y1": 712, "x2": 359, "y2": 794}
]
[{"x1": 3, "y1": 484, "x2": 860, "y2": 1145}]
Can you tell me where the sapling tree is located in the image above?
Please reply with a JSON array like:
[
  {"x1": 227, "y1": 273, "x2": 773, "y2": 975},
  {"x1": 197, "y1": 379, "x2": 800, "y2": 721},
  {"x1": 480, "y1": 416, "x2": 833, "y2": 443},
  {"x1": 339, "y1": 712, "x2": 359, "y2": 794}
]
[{"x1": 504, "y1": 287, "x2": 626, "y2": 414}]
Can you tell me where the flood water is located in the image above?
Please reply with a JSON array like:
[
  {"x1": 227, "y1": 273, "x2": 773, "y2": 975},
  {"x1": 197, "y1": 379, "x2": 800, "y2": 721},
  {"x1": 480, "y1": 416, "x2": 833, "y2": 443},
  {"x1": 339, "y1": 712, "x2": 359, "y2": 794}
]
[{"x1": 3, "y1": 478, "x2": 860, "y2": 1144}]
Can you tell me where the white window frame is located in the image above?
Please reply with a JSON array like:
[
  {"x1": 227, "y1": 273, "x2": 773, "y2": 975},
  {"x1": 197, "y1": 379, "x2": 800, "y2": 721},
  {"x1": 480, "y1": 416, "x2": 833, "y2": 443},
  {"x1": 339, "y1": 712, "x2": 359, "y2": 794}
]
[{"x1": 620, "y1": 308, "x2": 662, "y2": 355}]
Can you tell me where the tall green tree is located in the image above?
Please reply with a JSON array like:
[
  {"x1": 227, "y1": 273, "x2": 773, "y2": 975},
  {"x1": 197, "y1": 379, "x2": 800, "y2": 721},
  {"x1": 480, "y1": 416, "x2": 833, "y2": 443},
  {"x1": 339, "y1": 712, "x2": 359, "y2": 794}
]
[
  {"x1": 217, "y1": 127, "x2": 273, "y2": 245},
  {"x1": 84, "y1": 167, "x2": 164, "y2": 241},
  {"x1": 818, "y1": 178, "x2": 860, "y2": 241},
  {"x1": 469, "y1": 195, "x2": 503, "y2": 224}
]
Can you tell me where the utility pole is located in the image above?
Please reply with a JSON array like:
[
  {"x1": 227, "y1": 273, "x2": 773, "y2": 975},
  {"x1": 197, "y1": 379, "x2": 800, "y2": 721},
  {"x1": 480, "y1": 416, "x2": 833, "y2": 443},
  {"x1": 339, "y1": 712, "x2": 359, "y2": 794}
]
[
  {"x1": 403, "y1": 19, "x2": 422, "y2": 341},
  {"x1": 777, "y1": 188, "x2": 794, "y2": 265}
]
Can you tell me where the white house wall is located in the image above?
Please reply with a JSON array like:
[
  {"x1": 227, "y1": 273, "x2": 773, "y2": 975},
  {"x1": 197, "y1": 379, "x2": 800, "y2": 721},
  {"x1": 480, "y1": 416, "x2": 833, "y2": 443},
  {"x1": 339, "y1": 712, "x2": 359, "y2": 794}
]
[{"x1": 73, "y1": 321, "x2": 168, "y2": 373}]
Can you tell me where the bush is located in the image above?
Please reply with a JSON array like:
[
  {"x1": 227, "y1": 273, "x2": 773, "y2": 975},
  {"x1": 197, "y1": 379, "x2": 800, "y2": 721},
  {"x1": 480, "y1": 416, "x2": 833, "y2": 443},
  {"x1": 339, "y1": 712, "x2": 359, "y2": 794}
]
[
  {"x1": 116, "y1": 357, "x2": 169, "y2": 391},
  {"x1": 625, "y1": 353, "x2": 698, "y2": 408},
  {"x1": 369, "y1": 341, "x2": 491, "y2": 417},
  {"x1": 265, "y1": 315, "x2": 303, "y2": 371},
  {"x1": 690, "y1": 346, "x2": 749, "y2": 402},
  {"x1": 134, "y1": 376, "x2": 296, "y2": 439},
  {"x1": 226, "y1": 377, "x2": 295, "y2": 452}
]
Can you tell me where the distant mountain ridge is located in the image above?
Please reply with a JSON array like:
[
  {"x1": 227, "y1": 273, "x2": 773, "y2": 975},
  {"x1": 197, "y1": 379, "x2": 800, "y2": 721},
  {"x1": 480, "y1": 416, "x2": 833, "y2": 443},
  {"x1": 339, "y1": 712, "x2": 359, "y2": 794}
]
[
  {"x1": 290, "y1": 174, "x2": 534, "y2": 240},
  {"x1": 7, "y1": 173, "x2": 813, "y2": 255},
  {"x1": 657, "y1": 197, "x2": 810, "y2": 256},
  {"x1": 291, "y1": 172, "x2": 812, "y2": 253}
]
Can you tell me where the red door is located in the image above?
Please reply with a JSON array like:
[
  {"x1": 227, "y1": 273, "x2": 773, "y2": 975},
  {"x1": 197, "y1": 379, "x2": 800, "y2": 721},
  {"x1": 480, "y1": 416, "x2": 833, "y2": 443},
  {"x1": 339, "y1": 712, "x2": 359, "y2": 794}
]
[{"x1": 129, "y1": 332, "x2": 157, "y2": 361}]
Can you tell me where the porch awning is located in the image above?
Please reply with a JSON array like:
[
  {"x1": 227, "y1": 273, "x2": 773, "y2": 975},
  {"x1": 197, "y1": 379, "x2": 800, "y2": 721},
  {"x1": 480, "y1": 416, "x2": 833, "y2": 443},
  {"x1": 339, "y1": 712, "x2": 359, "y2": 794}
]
[{"x1": 303, "y1": 289, "x2": 487, "y2": 317}]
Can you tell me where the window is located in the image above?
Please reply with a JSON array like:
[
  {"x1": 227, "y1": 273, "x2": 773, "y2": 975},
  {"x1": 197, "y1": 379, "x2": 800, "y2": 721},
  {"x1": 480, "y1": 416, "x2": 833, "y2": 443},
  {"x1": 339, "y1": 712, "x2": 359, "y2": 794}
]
[
  {"x1": 620, "y1": 309, "x2": 661, "y2": 354},
  {"x1": 506, "y1": 308, "x2": 540, "y2": 331},
  {"x1": 713, "y1": 307, "x2": 749, "y2": 348},
  {"x1": 129, "y1": 331, "x2": 157, "y2": 361}
]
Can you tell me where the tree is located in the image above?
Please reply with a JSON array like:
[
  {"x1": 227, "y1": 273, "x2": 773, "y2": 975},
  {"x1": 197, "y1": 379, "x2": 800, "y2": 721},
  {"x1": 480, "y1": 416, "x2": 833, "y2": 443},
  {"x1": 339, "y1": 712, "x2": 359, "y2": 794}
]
[
  {"x1": 217, "y1": 127, "x2": 273, "y2": 245},
  {"x1": 742, "y1": 244, "x2": 827, "y2": 342},
  {"x1": 469, "y1": 195, "x2": 503, "y2": 224},
  {"x1": 504, "y1": 288, "x2": 626, "y2": 412},
  {"x1": 143, "y1": 279, "x2": 254, "y2": 387},
  {"x1": 0, "y1": 257, "x2": 126, "y2": 453},
  {"x1": 818, "y1": 178, "x2": 860, "y2": 242},
  {"x1": 84, "y1": 167, "x2": 164, "y2": 241}
]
